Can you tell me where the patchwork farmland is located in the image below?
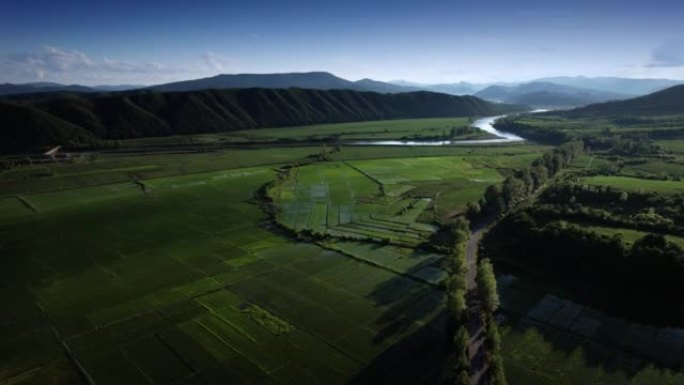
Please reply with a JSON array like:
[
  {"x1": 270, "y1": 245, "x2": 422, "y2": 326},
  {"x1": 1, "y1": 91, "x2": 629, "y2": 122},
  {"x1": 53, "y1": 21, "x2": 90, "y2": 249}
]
[{"x1": 0, "y1": 145, "x2": 544, "y2": 385}]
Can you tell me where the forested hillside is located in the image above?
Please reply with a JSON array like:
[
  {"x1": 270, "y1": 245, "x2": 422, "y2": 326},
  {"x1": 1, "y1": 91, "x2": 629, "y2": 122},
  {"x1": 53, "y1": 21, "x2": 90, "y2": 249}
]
[{"x1": 0, "y1": 88, "x2": 523, "y2": 151}]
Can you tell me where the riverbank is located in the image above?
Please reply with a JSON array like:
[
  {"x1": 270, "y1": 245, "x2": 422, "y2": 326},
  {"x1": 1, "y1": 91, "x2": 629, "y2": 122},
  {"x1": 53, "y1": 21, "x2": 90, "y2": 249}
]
[{"x1": 352, "y1": 115, "x2": 526, "y2": 146}]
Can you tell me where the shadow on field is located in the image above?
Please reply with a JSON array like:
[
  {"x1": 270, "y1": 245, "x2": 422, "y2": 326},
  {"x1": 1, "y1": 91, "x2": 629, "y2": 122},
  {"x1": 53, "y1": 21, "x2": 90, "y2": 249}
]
[
  {"x1": 350, "y1": 312, "x2": 453, "y2": 385},
  {"x1": 497, "y1": 268, "x2": 684, "y2": 378},
  {"x1": 347, "y1": 258, "x2": 454, "y2": 385},
  {"x1": 505, "y1": 310, "x2": 684, "y2": 377},
  {"x1": 366, "y1": 259, "x2": 445, "y2": 344}
]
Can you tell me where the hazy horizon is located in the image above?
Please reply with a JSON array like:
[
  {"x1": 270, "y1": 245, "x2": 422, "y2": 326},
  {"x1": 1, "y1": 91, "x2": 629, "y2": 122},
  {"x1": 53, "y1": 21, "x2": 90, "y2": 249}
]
[{"x1": 2, "y1": 0, "x2": 683, "y2": 86}]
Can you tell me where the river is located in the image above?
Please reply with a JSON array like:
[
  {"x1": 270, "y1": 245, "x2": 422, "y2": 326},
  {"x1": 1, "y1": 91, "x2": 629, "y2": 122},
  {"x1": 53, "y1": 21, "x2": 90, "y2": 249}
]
[{"x1": 351, "y1": 115, "x2": 523, "y2": 146}]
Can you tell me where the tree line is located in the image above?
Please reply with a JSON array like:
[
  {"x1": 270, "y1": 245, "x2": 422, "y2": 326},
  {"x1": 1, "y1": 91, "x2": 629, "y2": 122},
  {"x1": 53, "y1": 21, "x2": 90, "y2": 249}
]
[
  {"x1": 535, "y1": 183, "x2": 684, "y2": 235},
  {"x1": 477, "y1": 259, "x2": 507, "y2": 385},
  {"x1": 445, "y1": 218, "x2": 471, "y2": 385},
  {"x1": 483, "y1": 211, "x2": 684, "y2": 325},
  {"x1": 467, "y1": 141, "x2": 584, "y2": 220}
]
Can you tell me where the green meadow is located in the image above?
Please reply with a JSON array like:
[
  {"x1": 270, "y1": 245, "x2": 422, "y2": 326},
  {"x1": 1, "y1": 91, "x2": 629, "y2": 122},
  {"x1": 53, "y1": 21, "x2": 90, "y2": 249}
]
[
  {"x1": 578, "y1": 175, "x2": 684, "y2": 194},
  {"x1": 583, "y1": 224, "x2": 684, "y2": 248},
  {"x1": 4, "y1": 110, "x2": 682, "y2": 385},
  {"x1": 0, "y1": 138, "x2": 548, "y2": 385},
  {"x1": 116, "y1": 117, "x2": 494, "y2": 147},
  {"x1": 497, "y1": 271, "x2": 684, "y2": 385},
  {"x1": 227, "y1": 118, "x2": 480, "y2": 141},
  {"x1": 1, "y1": 162, "x2": 448, "y2": 385}
]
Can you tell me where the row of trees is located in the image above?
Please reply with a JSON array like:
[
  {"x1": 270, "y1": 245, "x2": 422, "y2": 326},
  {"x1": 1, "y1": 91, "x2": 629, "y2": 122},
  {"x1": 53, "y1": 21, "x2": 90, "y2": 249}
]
[
  {"x1": 477, "y1": 259, "x2": 507, "y2": 385},
  {"x1": 461, "y1": 140, "x2": 583, "y2": 384},
  {"x1": 495, "y1": 117, "x2": 673, "y2": 157},
  {"x1": 468, "y1": 141, "x2": 584, "y2": 220},
  {"x1": 493, "y1": 118, "x2": 573, "y2": 144},
  {"x1": 537, "y1": 183, "x2": 684, "y2": 234},
  {"x1": 483, "y1": 211, "x2": 684, "y2": 324},
  {"x1": 446, "y1": 218, "x2": 471, "y2": 384}
]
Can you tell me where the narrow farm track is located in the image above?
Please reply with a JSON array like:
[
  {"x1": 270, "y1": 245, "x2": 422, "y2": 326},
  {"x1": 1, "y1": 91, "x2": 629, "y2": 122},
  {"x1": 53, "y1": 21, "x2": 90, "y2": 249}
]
[
  {"x1": 465, "y1": 184, "x2": 553, "y2": 384},
  {"x1": 465, "y1": 217, "x2": 495, "y2": 385}
]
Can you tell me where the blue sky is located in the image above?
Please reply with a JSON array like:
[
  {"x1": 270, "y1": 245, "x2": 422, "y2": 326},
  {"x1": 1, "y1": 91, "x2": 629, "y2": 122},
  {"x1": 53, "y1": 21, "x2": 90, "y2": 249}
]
[{"x1": 1, "y1": 0, "x2": 683, "y2": 85}]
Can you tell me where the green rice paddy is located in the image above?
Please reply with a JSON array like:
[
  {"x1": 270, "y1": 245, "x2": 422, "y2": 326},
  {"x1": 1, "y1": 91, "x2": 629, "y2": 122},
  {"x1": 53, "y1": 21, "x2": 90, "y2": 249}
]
[
  {"x1": 6, "y1": 113, "x2": 679, "y2": 385},
  {"x1": 0, "y1": 163, "x2": 449, "y2": 384},
  {"x1": 2, "y1": 141, "x2": 549, "y2": 385}
]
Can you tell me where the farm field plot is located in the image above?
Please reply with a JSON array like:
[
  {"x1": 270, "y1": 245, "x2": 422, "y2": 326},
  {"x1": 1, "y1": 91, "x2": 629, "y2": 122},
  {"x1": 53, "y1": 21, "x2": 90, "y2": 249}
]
[
  {"x1": 328, "y1": 144, "x2": 552, "y2": 162},
  {"x1": 271, "y1": 152, "x2": 545, "y2": 241},
  {"x1": 0, "y1": 147, "x2": 325, "y2": 196},
  {"x1": 346, "y1": 156, "x2": 504, "y2": 185},
  {"x1": 656, "y1": 139, "x2": 684, "y2": 154},
  {"x1": 0, "y1": 144, "x2": 548, "y2": 198},
  {"x1": 568, "y1": 154, "x2": 684, "y2": 180},
  {"x1": 346, "y1": 154, "x2": 542, "y2": 218},
  {"x1": 497, "y1": 276, "x2": 684, "y2": 385},
  {"x1": 579, "y1": 175, "x2": 684, "y2": 194},
  {"x1": 224, "y1": 117, "x2": 479, "y2": 141},
  {"x1": 270, "y1": 161, "x2": 438, "y2": 246},
  {"x1": 0, "y1": 162, "x2": 448, "y2": 385},
  {"x1": 581, "y1": 224, "x2": 684, "y2": 248},
  {"x1": 321, "y1": 241, "x2": 448, "y2": 284},
  {"x1": 514, "y1": 114, "x2": 684, "y2": 136},
  {"x1": 619, "y1": 159, "x2": 684, "y2": 179}
]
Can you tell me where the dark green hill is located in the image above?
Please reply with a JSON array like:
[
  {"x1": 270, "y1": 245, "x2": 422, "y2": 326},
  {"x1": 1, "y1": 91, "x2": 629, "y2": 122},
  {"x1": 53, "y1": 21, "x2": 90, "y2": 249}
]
[
  {"x1": 0, "y1": 88, "x2": 524, "y2": 151},
  {"x1": 0, "y1": 102, "x2": 100, "y2": 150},
  {"x1": 560, "y1": 85, "x2": 684, "y2": 117}
]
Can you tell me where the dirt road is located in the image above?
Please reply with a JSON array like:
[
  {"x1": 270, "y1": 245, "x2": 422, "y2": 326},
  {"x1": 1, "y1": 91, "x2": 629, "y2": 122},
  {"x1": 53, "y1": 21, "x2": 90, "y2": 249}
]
[{"x1": 466, "y1": 217, "x2": 495, "y2": 385}]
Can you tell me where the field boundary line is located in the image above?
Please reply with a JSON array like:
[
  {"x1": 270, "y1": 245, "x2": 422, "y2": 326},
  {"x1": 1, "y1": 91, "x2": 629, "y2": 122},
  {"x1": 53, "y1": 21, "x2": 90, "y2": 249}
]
[
  {"x1": 318, "y1": 241, "x2": 443, "y2": 288},
  {"x1": 341, "y1": 161, "x2": 384, "y2": 188},
  {"x1": 0, "y1": 148, "x2": 544, "y2": 199},
  {"x1": 194, "y1": 319, "x2": 287, "y2": 384},
  {"x1": 154, "y1": 334, "x2": 206, "y2": 383},
  {"x1": 0, "y1": 160, "x2": 305, "y2": 199},
  {"x1": 15, "y1": 195, "x2": 39, "y2": 213},
  {"x1": 31, "y1": 301, "x2": 96, "y2": 385},
  {"x1": 0, "y1": 366, "x2": 43, "y2": 385},
  {"x1": 232, "y1": 278, "x2": 371, "y2": 366}
]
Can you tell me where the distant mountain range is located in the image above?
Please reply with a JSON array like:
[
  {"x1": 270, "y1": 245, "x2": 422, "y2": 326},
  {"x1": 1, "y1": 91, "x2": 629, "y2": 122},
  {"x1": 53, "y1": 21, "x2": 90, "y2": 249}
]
[
  {"x1": 147, "y1": 72, "x2": 365, "y2": 92},
  {"x1": 534, "y1": 76, "x2": 683, "y2": 96},
  {"x1": 0, "y1": 82, "x2": 141, "y2": 96},
  {"x1": 0, "y1": 88, "x2": 524, "y2": 151},
  {"x1": 558, "y1": 84, "x2": 684, "y2": 117},
  {"x1": 2, "y1": 73, "x2": 682, "y2": 109},
  {"x1": 353, "y1": 78, "x2": 422, "y2": 93},
  {"x1": 391, "y1": 77, "x2": 684, "y2": 98},
  {"x1": 0, "y1": 82, "x2": 98, "y2": 96},
  {"x1": 473, "y1": 81, "x2": 630, "y2": 108},
  {"x1": 389, "y1": 80, "x2": 491, "y2": 95}
]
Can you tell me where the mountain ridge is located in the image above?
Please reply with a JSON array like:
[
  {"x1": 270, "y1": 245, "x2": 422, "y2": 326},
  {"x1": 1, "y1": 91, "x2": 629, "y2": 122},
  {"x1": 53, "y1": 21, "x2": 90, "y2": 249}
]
[
  {"x1": 557, "y1": 84, "x2": 684, "y2": 117},
  {"x1": 474, "y1": 81, "x2": 629, "y2": 107},
  {"x1": 535, "y1": 76, "x2": 683, "y2": 96},
  {"x1": 0, "y1": 87, "x2": 525, "y2": 151},
  {"x1": 3, "y1": 73, "x2": 682, "y2": 99}
]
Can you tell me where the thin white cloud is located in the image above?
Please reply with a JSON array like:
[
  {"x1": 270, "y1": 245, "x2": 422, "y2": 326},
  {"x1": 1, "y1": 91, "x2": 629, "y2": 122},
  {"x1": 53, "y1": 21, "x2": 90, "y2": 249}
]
[
  {"x1": 102, "y1": 57, "x2": 165, "y2": 73},
  {"x1": 200, "y1": 52, "x2": 237, "y2": 73},
  {"x1": 0, "y1": 46, "x2": 238, "y2": 85},
  {"x1": 648, "y1": 40, "x2": 684, "y2": 68}
]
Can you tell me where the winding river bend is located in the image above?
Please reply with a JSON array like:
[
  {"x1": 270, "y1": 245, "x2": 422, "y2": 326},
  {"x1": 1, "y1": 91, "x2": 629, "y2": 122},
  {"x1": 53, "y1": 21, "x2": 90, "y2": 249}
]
[{"x1": 353, "y1": 115, "x2": 526, "y2": 146}]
